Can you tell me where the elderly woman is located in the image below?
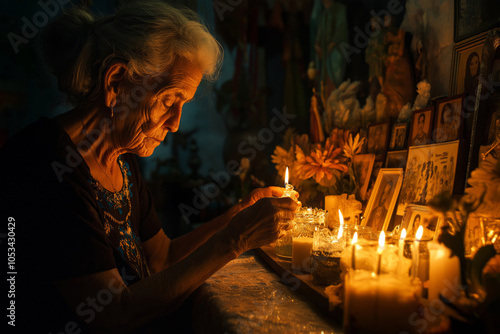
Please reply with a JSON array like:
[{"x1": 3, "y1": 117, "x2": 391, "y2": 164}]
[{"x1": 0, "y1": 3, "x2": 298, "y2": 333}]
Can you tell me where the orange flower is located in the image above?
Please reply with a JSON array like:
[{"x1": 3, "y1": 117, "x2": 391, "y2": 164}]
[
  {"x1": 298, "y1": 140, "x2": 348, "y2": 186},
  {"x1": 271, "y1": 145, "x2": 295, "y2": 179}
]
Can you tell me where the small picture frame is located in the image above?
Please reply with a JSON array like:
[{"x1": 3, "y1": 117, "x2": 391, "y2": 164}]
[
  {"x1": 385, "y1": 150, "x2": 408, "y2": 170},
  {"x1": 433, "y1": 95, "x2": 464, "y2": 143},
  {"x1": 353, "y1": 153, "x2": 376, "y2": 201},
  {"x1": 367, "y1": 121, "x2": 390, "y2": 158},
  {"x1": 409, "y1": 107, "x2": 434, "y2": 146},
  {"x1": 389, "y1": 123, "x2": 408, "y2": 150},
  {"x1": 362, "y1": 168, "x2": 404, "y2": 232},
  {"x1": 401, "y1": 205, "x2": 442, "y2": 241},
  {"x1": 450, "y1": 31, "x2": 488, "y2": 95},
  {"x1": 396, "y1": 140, "x2": 461, "y2": 216}
]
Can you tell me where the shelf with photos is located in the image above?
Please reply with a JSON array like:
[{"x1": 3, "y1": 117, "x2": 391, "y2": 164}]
[{"x1": 269, "y1": 52, "x2": 500, "y2": 331}]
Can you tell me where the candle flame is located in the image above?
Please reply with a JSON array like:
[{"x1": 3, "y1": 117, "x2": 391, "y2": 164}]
[
  {"x1": 400, "y1": 228, "x2": 406, "y2": 240},
  {"x1": 416, "y1": 225, "x2": 423, "y2": 240},
  {"x1": 352, "y1": 232, "x2": 358, "y2": 244},
  {"x1": 285, "y1": 166, "x2": 289, "y2": 185},
  {"x1": 337, "y1": 223, "x2": 343, "y2": 239},
  {"x1": 338, "y1": 209, "x2": 344, "y2": 225},
  {"x1": 378, "y1": 231, "x2": 385, "y2": 253}
]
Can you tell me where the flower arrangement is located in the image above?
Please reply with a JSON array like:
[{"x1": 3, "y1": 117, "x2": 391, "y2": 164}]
[{"x1": 272, "y1": 127, "x2": 365, "y2": 206}]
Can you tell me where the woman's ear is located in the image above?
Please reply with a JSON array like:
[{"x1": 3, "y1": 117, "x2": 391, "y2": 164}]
[{"x1": 104, "y1": 63, "x2": 128, "y2": 107}]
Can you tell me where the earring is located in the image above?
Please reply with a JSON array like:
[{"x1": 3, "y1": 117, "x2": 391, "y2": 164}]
[{"x1": 110, "y1": 103, "x2": 115, "y2": 118}]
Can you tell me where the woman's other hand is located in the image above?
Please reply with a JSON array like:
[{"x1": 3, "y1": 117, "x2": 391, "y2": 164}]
[{"x1": 223, "y1": 197, "x2": 299, "y2": 255}]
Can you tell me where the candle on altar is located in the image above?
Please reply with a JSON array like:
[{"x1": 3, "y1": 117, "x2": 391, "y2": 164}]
[
  {"x1": 343, "y1": 270, "x2": 422, "y2": 333},
  {"x1": 351, "y1": 232, "x2": 358, "y2": 270},
  {"x1": 282, "y1": 166, "x2": 297, "y2": 200},
  {"x1": 428, "y1": 242, "x2": 461, "y2": 302},
  {"x1": 398, "y1": 228, "x2": 406, "y2": 274},
  {"x1": 292, "y1": 236, "x2": 313, "y2": 272},
  {"x1": 376, "y1": 231, "x2": 385, "y2": 275},
  {"x1": 338, "y1": 209, "x2": 344, "y2": 238},
  {"x1": 413, "y1": 226, "x2": 423, "y2": 281}
]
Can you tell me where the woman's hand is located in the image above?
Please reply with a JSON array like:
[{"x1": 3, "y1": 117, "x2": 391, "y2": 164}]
[
  {"x1": 223, "y1": 196, "x2": 299, "y2": 255},
  {"x1": 237, "y1": 186, "x2": 300, "y2": 211}
]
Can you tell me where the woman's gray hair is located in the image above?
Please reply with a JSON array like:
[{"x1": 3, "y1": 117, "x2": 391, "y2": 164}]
[{"x1": 42, "y1": 1, "x2": 223, "y2": 104}]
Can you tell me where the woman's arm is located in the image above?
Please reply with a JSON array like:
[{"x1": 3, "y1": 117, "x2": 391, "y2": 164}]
[
  {"x1": 54, "y1": 196, "x2": 298, "y2": 333},
  {"x1": 143, "y1": 186, "x2": 293, "y2": 272}
]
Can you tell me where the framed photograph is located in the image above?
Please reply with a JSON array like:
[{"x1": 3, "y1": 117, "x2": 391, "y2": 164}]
[
  {"x1": 389, "y1": 123, "x2": 408, "y2": 150},
  {"x1": 401, "y1": 205, "x2": 442, "y2": 241},
  {"x1": 433, "y1": 95, "x2": 464, "y2": 143},
  {"x1": 362, "y1": 168, "x2": 404, "y2": 232},
  {"x1": 409, "y1": 107, "x2": 434, "y2": 146},
  {"x1": 385, "y1": 150, "x2": 408, "y2": 170},
  {"x1": 353, "y1": 153, "x2": 376, "y2": 201},
  {"x1": 367, "y1": 121, "x2": 390, "y2": 158},
  {"x1": 450, "y1": 31, "x2": 488, "y2": 95},
  {"x1": 396, "y1": 141, "x2": 461, "y2": 216},
  {"x1": 454, "y1": 1, "x2": 500, "y2": 42}
]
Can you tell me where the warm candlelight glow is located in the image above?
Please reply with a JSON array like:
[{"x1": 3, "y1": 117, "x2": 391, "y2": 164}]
[
  {"x1": 398, "y1": 228, "x2": 406, "y2": 276},
  {"x1": 376, "y1": 231, "x2": 385, "y2": 275},
  {"x1": 378, "y1": 231, "x2": 385, "y2": 254},
  {"x1": 337, "y1": 223, "x2": 344, "y2": 239},
  {"x1": 338, "y1": 209, "x2": 344, "y2": 225},
  {"x1": 285, "y1": 166, "x2": 289, "y2": 186},
  {"x1": 351, "y1": 232, "x2": 358, "y2": 270},
  {"x1": 415, "y1": 226, "x2": 423, "y2": 240}
]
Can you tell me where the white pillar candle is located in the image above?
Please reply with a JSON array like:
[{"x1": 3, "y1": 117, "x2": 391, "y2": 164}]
[
  {"x1": 344, "y1": 271, "x2": 422, "y2": 333},
  {"x1": 292, "y1": 237, "x2": 313, "y2": 272},
  {"x1": 427, "y1": 242, "x2": 461, "y2": 302}
]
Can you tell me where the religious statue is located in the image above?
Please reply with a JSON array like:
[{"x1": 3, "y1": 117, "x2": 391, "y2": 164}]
[
  {"x1": 365, "y1": 18, "x2": 387, "y2": 89},
  {"x1": 314, "y1": 0, "x2": 348, "y2": 95},
  {"x1": 383, "y1": 19, "x2": 415, "y2": 118}
]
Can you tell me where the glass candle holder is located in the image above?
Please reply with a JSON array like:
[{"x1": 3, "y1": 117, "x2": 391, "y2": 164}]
[
  {"x1": 343, "y1": 270, "x2": 422, "y2": 334},
  {"x1": 311, "y1": 227, "x2": 346, "y2": 285},
  {"x1": 275, "y1": 207, "x2": 325, "y2": 259}
]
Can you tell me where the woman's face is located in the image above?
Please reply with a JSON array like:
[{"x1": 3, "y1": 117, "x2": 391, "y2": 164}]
[
  {"x1": 443, "y1": 106, "x2": 452, "y2": 124},
  {"x1": 115, "y1": 61, "x2": 202, "y2": 157},
  {"x1": 469, "y1": 55, "x2": 479, "y2": 77}
]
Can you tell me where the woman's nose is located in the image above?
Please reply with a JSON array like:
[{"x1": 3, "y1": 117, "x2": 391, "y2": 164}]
[{"x1": 164, "y1": 104, "x2": 182, "y2": 132}]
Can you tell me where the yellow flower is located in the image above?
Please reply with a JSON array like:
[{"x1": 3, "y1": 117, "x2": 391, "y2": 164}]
[{"x1": 343, "y1": 133, "x2": 365, "y2": 160}]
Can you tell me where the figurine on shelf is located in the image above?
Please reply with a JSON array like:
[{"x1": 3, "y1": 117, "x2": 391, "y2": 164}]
[{"x1": 310, "y1": 88, "x2": 325, "y2": 143}]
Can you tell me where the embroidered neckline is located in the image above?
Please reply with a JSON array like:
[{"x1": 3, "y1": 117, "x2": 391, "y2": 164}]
[{"x1": 89, "y1": 157, "x2": 132, "y2": 225}]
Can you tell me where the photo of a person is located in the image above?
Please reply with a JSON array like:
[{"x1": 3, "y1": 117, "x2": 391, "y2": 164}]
[
  {"x1": 464, "y1": 51, "x2": 480, "y2": 95},
  {"x1": 390, "y1": 124, "x2": 407, "y2": 150},
  {"x1": 366, "y1": 180, "x2": 393, "y2": 232},
  {"x1": 404, "y1": 207, "x2": 440, "y2": 241},
  {"x1": 368, "y1": 124, "x2": 388, "y2": 155},
  {"x1": 412, "y1": 113, "x2": 429, "y2": 146},
  {"x1": 364, "y1": 169, "x2": 404, "y2": 232},
  {"x1": 435, "y1": 101, "x2": 461, "y2": 142}
]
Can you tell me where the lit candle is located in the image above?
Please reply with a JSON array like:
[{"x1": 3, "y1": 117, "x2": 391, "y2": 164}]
[
  {"x1": 338, "y1": 210, "x2": 344, "y2": 239},
  {"x1": 351, "y1": 232, "x2": 358, "y2": 270},
  {"x1": 398, "y1": 228, "x2": 406, "y2": 274},
  {"x1": 282, "y1": 166, "x2": 296, "y2": 199},
  {"x1": 428, "y1": 242, "x2": 460, "y2": 302},
  {"x1": 413, "y1": 226, "x2": 423, "y2": 281},
  {"x1": 376, "y1": 231, "x2": 385, "y2": 275}
]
